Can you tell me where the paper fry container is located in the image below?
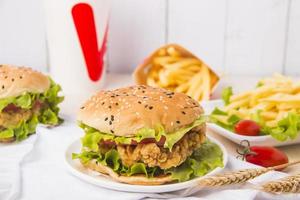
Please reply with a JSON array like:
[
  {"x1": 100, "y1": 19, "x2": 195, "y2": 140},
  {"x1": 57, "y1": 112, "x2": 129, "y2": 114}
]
[{"x1": 133, "y1": 44, "x2": 220, "y2": 101}]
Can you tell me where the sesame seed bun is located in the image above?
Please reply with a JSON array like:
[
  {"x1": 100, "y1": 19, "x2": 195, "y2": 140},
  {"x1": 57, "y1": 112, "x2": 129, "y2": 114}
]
[
  {"x1": 83, "y1": 159, "x2": 173, "y2": 185},
  {"x1": 0, "y1": 64, "x2": 50, "y2": 99},
  {"x1": 78, "y1": 85, "x2": 203, "y2": 136}
]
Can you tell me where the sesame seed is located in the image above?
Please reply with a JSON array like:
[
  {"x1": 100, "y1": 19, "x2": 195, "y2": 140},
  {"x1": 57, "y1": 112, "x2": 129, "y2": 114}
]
[
  {"x1": 104, "y1": 117, "x2": 108, "y2": 121},
  {"x1": 11, "y1": 78, "x2": 14, "y2": 82},
  {"x1": 176, "y1": 121, "x2": 180, "y2": 124},
  {"x1": 182, "y1": 111, "x2": 186, "y2": 115},
  {"x1": 1, "y1": 85, "x2": 4, "y2": 89},
  {"x1": 111, "y1": 130, "x2": 114, "y2": 133},
  {"x1": 149, "y1": 106, "x2": 153, "y2": 110},
  {"x1": 109, "y1": 121, "x2": 112, "y2": 125},
  {"x1": 80, "y1": 106, "x2": 85, "y2": 109}
]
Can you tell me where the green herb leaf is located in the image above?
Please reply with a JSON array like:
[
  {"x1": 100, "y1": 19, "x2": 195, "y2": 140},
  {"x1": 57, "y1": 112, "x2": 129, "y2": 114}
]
[{"x1": 222, "y1": 87, "x2": 233, "y2": 105}]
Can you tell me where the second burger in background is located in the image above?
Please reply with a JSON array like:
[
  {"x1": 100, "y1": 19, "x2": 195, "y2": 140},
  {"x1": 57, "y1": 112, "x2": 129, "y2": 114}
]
[
  {"x1": 73, "y1": 85, "x2": 223, "y2": 185},
  {"x1": 0, "y1": 65, "x2": 64, "y2": 142}
]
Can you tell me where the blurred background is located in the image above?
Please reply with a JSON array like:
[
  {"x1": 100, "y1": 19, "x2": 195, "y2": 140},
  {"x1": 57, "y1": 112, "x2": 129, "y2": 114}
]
[{"x1": 0, "y1": 0, "x2": 299, "y2": 75}]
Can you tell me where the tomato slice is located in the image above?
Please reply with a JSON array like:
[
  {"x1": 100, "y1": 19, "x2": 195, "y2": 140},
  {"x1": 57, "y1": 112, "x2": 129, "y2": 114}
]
[
  {"x1": 3, "y1": 104, "x2": 21, "y2": 112},
  {"x1": 101, "y1": 139, "x2": 116, "y2": 146}
]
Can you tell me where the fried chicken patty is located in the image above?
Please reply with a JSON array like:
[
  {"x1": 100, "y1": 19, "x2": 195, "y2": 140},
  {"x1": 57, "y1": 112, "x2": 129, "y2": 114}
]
[
  {"x1": 0, "y1": 102, "x2": 41, "y2": 128},
  {"x1": 116, "y1": 125, "x2": 206, "y2": 169}
]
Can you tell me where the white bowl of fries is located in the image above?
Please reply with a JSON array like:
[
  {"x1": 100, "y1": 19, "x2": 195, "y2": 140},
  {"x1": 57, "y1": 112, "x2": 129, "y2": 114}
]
[
  {"x1": 133, "y1": 44, "x2": 219, "y2": 101},
  {"x1": 205, "y1": 74, "x2": 300, "y2": 147}
]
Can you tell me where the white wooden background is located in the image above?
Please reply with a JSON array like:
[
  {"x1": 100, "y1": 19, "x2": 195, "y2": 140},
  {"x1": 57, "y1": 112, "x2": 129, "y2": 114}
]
[{"x1": 0, "y1": 0, "x2": 300, "y2": 75}]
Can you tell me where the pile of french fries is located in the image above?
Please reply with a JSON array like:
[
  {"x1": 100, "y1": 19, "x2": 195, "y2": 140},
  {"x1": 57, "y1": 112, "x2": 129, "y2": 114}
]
[
  {"x1": 142, "y1": 45, "x2": 219, "y2": 101},
  {"x1": 222, "y1": 74, "x2": 300, "y2": 127}
]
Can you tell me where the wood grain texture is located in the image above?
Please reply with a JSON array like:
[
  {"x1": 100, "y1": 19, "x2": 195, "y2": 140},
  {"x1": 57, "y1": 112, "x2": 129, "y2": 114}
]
[
  {"x1": 224, "y1": 0, "x2": 289, "y2": 75},
  {"x1": 0, "y1": 0, "x2": 47, "y2": 71},
  {"x1": 168, "y1": 0, "x2": 226, "y2": 75},
  {"x1": 108, "y1": 0, "x2": 166, "y2": 73},
  {"x1": 285, "y1": 0, "x2": 300, "y2": 75}
]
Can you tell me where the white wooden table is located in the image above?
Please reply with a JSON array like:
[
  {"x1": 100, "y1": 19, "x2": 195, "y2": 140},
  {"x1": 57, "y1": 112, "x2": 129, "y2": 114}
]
[{"x1": 60, "y1": 74, "x2": 300, "y2": 174}]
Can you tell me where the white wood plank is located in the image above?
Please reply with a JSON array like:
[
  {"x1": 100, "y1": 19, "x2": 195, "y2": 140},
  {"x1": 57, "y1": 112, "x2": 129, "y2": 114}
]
[
  {"x1": 225, "y1": 0, "x2": 289, "y2": 75},
  {"x1": 168, "y1": 0, "x2": 226, "y2": 75},
  {"x1": 285, "y1": 0, "x2": 300, "y2": 75},
  {"x1": 108, "y1": 0, "x2": 166, "y2": 73},
  {"x1": 0, "y1": 0, "x2": 47, "y2": 72}
]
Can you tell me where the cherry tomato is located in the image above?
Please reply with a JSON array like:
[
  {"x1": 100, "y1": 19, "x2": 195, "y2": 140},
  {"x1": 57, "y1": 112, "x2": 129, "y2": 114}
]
[
  {"x1": 234, "y1": 120, "x2": 260, "y2": 136},
  {"x1": 246, "y1": 146, "x2": 288, "y2": 170}
]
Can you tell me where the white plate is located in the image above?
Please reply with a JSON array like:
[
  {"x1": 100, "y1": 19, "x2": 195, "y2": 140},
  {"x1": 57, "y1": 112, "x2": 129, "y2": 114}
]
[
  {"x1": 64, "y1": 135, "x2": 228, "y2": 193},
  {"x1": 202, "y1": 100, "x2": 300, "y2": 147}
]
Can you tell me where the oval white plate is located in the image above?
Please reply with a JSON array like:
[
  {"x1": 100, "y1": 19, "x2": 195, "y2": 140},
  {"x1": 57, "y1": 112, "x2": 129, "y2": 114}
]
[
  {"x1": 202, "y1": 100, "x2": 300, "y2": 147},
  {"x1": 64, "y1": 135, "x2": 228, "y2": 193}
]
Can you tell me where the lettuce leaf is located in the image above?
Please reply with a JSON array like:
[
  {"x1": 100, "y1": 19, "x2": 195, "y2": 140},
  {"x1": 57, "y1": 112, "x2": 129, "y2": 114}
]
[
  {"x1": 221, "y1": 87, "x2": 233, "y2": 105},
  {"x1": 0, "y1": 93, "x2": 35, "y2": 112},
  {"x1": 166, "y1": 140, "x2": 223, "y2": 182},
  {"x1": 80, "y1": 117, "x2": 206, "y2": 151},
  {"x1": 0, "y1": 115, "x2": 39, "y2": 141},
  {"x1": 0, "y1": 129, "x2": 14, "y2": 139},
  {"x1": 38, "y1": 78, "x2": 64, "y2": 126},
  {"x1": 73, "y1": 140, "x2": 223, "y2": 182},
  {"x1": 210, "y1": 110, "x2": 240, "y2": 131}
]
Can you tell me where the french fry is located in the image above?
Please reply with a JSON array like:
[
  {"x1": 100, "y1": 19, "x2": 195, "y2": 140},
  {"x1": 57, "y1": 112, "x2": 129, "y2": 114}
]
[
  {"x1": 153, "y1": 56, "x2": 181, "y2": 66},
  {"x1": 163, "y1": 58, "x2": 202, "y2": 70},
  {"x1": 167, "y1": 46, "x2": 181, "y2": 57},
  {"x1": 215, "y1": 74, "x2": 300, "y2": 128},
  {"x1": 135, "y1": 45, "x2": 219, "y2": 101}
]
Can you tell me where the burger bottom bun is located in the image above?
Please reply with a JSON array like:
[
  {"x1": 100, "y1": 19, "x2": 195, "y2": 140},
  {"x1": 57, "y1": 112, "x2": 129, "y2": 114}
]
[
  {"x1": 0, "y1": 137, "x2": 15, "y2": 143},
  {"x1": 82, "y1": 160, "x2": 173, "y2": 185}
]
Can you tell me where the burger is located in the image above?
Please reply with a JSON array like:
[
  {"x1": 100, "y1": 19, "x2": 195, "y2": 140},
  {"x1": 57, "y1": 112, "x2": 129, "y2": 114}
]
[
  {"x1": 73, "y1": 85, "x2": 223, "y2": 185},
  {"x1": 0, "y1": 65, "x2": 64, "y2": 143}
]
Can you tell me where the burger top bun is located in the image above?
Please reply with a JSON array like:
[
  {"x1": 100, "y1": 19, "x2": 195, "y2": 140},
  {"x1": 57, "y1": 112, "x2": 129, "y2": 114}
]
[
  {"x1": 0, "y1": 65, "x2": 50, "y2": 99},
  {"x1": 78, "y1": 85, "x2": 204, "y2": 137}
]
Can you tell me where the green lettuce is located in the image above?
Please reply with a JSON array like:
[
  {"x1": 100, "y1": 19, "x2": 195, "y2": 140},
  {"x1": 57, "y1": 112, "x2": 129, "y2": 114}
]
[
  {"x1": 38, "y1": 78, "x2": 64, "y2": 125},
  {"x1": 0, "y1": 115, "x2": 38, "y2": 141},
  {"x1": 210, "y1": 108, "x2": 241, "y2": 131},
  {"x1": 0, "y1": 93, "x2": 35, "y2": 112},
  {"x1": 221, "y1": 87, "x2": 233, "y2": 105},
  {"x1": 0, "y1": 129, "x2": 14, "y2": 139},
  {"x1": 73, "y1": 140, "x2": 223, "y2": 182},
  {"x1": 80, "y1": 117, "x2": 206, "y2": 151},
  {"x1": 166, "y1": 140, "x2": 224, "y2": 182}
]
